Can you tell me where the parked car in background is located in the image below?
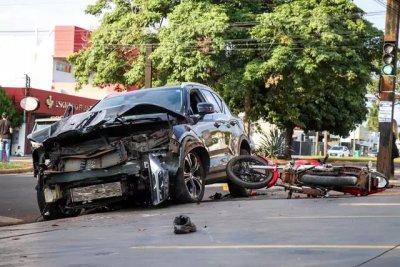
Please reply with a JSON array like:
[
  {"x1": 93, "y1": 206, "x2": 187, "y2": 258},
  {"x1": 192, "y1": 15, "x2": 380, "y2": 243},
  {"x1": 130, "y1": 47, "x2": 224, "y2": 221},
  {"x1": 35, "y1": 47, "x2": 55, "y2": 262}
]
[
  {"x1": 368, "y1": 149, "x2": 378, "y2": 157},
  {"x1": 328, "y1": 145, "x2": 350, "y2": 157},
  {"x1": 29, "y1": 117, "x2": 62, "y2": 149},
  {"x1": 29, "y1": 82, "x2": 252, "y2": 220},
  {"x1": 31, "y1": 117, "x2": 62, "y2": 133}
]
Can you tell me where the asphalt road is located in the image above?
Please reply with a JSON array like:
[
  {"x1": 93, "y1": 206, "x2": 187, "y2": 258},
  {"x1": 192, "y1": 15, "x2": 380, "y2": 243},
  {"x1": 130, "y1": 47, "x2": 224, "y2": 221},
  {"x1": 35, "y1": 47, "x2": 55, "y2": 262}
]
[
  {"x1": 1, "y1": 171, "x2": 400, "y2": 226},
  {"x1": 0, "y1": 173, "x2": 39, "y2": 226},
  {"x1": 1, "y1": 191, "x2": 400, "y2": 266},
  {"x1": 0, "y1": 172, "x2": 231, "y2": 226}
]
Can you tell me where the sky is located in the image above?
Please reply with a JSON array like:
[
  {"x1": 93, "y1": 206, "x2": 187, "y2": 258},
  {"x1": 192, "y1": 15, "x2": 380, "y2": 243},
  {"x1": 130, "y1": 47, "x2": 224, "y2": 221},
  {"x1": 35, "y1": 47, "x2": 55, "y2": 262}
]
[
  {"x1": 0, "y1": 0, "x2": 99, "y2": 31},
  {"x1": 0, "y1": 0, "x2": 387, "y2": 32}
]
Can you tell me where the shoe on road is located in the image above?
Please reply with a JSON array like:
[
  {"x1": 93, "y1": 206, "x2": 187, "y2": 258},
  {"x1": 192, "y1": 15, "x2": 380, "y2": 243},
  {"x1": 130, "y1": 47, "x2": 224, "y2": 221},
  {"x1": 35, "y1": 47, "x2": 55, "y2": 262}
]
[{"x1": 173, "y1": 215, "x2": 197, "y2": 234}]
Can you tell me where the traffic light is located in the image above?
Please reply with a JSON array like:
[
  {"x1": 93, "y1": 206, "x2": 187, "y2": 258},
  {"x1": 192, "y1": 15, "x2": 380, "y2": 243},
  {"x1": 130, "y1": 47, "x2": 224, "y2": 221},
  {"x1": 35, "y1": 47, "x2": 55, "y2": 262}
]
[{"x1": 382, "y1": 42, "x2": 396, "y2": 75}]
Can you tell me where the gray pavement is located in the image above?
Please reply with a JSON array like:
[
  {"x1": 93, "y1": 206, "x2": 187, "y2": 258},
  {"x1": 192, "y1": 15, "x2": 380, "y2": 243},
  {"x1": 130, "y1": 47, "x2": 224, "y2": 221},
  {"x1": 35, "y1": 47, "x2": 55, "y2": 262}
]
[
  {"x1": 1, "y1": 191, "x2": 400, "y2": 266},
  {"x1": 1, "y1": 157, "x2": 400, "y2": 266}
]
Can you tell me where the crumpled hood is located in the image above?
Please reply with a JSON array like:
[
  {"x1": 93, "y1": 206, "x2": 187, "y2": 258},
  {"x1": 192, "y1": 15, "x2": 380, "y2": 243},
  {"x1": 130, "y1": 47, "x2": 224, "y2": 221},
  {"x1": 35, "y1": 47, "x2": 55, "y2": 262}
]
[{"x1": 29, "y1": 103, "x2": 186, "y2": 144}]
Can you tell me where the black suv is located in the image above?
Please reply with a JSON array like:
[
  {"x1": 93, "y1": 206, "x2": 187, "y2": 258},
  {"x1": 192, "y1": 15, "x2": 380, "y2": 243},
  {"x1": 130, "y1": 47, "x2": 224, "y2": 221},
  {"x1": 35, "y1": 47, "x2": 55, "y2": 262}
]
[{"x1": 30, "y1": 82, "x2": 252, "y2": 219}]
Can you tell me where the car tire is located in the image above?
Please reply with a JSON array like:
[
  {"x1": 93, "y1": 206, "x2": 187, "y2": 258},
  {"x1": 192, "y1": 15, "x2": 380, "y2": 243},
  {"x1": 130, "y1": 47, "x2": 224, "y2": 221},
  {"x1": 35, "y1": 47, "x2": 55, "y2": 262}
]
[
  {"x1": 36, "y1": 177, "x2": 81, "y2": 220},
  {"x1": 172, "y1": 149, "x2": 206, "y2": 203},
  {"x1": 228, "y1": 149, "x2": 252, "y2": 198}
]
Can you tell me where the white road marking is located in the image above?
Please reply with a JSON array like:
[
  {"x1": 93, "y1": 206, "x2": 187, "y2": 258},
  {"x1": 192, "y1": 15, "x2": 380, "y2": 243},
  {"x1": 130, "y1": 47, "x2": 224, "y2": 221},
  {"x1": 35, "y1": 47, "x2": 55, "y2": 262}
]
[
  {"x1": 340, "y1": 203, "x2": 400, "y2": 206},
  {"x1": 131, "y1": 244, "x2": 400, "y2": 250},
  {"x1": 262, "y1": 215, "x2": 400, "y2": 219}
]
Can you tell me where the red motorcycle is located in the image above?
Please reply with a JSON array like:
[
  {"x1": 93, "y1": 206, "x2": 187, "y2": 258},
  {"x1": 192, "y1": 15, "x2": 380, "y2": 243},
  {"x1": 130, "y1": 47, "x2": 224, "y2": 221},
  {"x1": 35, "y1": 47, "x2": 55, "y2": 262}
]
[{"x1": 226, "y1": 155, "x2": 388, "y2": 198}]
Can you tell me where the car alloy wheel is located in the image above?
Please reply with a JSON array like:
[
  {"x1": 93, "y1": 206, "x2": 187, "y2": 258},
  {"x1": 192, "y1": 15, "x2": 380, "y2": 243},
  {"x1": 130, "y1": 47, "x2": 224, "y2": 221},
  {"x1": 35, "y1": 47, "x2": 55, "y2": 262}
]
[{"x1": 183, "y1": 152, "x2": 203, "y2": 199}]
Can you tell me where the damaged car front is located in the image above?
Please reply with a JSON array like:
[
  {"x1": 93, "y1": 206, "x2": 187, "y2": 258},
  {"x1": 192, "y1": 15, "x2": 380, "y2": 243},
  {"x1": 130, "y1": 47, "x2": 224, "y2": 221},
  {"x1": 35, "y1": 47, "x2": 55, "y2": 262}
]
[{"x1": 30, "y1": 87, "x2": 210, "y2": 220}]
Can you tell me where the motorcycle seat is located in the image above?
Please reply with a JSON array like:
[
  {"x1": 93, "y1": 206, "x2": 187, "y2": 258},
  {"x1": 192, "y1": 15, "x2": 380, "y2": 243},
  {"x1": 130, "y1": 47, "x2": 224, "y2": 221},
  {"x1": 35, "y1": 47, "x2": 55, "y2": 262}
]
[{"x1": 299, "y1": 174, "x2": 357, "y2": 187}]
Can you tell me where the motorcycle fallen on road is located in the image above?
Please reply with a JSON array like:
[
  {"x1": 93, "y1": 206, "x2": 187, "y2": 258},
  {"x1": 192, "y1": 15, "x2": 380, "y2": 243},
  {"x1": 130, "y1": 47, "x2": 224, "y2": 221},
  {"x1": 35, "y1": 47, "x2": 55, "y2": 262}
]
[{"x1": 226, "y1": 155, "x2": 389, "y2": 198}]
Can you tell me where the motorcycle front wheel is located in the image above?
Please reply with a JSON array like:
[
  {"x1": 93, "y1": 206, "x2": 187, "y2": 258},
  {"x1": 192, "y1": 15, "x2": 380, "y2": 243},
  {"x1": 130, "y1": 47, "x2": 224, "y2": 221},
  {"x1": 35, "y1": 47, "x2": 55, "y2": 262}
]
[{"x1": 226, "y1": 155, "x2": 273, "y2": 189}]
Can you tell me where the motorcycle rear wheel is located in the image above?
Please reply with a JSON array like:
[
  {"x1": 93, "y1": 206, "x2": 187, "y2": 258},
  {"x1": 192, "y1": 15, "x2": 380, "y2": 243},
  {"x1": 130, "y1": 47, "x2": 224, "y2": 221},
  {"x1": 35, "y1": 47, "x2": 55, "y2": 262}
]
[{"x1": 226, "y1": 155, "x2": 273, "y2": 189}]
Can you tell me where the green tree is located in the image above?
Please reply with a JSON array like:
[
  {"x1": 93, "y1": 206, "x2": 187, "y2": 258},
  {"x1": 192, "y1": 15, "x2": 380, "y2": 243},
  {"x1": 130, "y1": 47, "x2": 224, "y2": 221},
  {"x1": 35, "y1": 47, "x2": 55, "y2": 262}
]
[
  {"x1": 69, "y1": 1, "x2": 381, "y2": 158},
  {"x1": 69, "y1": 0, "x2": 180, "y2": 88},
  {"x1": 69, "y1": 0, "x2": 268, "y2": 120},
  {"x1": 0, "y1": 86, "x2": 23, "y2": 127},
  {"x1": 248, "y1": 0, "x2": 382, "y2": 157},
  {"x1": 367, "y1": 101, "x2": 379, "y2": 132}
]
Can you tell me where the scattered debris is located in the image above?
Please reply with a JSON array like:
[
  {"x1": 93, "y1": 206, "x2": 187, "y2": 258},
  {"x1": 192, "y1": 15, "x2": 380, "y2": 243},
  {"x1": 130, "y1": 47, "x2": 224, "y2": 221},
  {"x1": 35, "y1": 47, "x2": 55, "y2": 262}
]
[
  {"x1": 173, "y1": 215, "x2": 196, "y2": 234},
  {"x1": 209, "y1": 192, "x2": 231, "y2": 200},
  {"x1": 209, "y1": 192, "x2": 223, "y2": 200}
]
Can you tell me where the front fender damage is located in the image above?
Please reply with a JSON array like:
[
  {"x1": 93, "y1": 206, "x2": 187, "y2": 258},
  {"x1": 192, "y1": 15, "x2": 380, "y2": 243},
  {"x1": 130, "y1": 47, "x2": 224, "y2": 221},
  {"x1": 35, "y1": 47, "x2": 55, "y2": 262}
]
[{"x1": 148, "y1": 154, "x2": 169, "y2": 205}]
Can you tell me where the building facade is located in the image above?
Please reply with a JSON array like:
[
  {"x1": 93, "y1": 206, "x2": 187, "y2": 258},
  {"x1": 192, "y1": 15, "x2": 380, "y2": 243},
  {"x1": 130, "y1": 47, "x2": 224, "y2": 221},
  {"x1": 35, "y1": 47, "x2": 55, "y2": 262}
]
[{"x1": 1, "y1": 26, "x2": 122, "y2": 155}]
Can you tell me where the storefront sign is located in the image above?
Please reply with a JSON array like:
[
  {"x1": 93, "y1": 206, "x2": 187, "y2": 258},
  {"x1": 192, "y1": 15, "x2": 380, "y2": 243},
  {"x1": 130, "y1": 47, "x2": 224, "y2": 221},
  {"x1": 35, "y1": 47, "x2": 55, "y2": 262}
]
[
  {"x1": 20, "y1": 96, "x2": 40, "y2": 111},
  {"x1": 46, "y1": 95, "x2": 92, "y2": 112}
]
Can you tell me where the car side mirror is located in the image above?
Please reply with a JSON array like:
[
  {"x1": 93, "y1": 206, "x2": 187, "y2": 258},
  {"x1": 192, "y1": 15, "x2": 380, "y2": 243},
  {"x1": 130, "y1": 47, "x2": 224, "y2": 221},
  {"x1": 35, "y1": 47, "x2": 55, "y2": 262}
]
[{"x1": 197, "y1": 102, "x2": 214, "y2": 115}]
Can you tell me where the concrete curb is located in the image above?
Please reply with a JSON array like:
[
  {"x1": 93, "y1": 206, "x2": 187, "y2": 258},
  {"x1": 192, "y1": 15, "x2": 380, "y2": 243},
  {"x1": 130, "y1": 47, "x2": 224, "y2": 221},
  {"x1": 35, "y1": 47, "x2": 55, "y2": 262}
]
[{"x1": 0, "y1": 166, "x2": 33, "y2": 175}]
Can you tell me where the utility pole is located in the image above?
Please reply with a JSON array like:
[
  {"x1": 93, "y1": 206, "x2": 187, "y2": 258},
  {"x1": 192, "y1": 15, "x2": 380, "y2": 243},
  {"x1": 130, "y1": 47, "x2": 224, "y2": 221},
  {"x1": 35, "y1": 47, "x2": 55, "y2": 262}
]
[
  {"x1": 145, "y1": 44, "x2": 153, "y2": 88},
  {"x1": 23, "y1": 74, "x2": 31, "y2": 156},
  {"x1": 24, "y1": 74, "x2": 31, "y2": 97},
  {"x1": 377, "y1": 0, "x2": 400, "y2": 179}
]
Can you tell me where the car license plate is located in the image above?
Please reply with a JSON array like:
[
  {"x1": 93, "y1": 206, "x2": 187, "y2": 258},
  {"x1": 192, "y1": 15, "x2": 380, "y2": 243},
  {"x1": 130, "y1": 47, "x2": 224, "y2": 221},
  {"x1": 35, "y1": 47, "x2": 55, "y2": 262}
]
[{"x1": 70, "y1": 181, "x2": 123, "y2": 203}]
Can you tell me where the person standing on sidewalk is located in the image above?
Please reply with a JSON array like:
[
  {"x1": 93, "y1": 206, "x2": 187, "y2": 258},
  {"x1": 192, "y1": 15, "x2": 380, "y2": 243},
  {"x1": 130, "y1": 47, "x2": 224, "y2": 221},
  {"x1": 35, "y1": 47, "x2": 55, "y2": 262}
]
[{"x1": 0, "y1": 112, "x2": 12, "y2": 163}]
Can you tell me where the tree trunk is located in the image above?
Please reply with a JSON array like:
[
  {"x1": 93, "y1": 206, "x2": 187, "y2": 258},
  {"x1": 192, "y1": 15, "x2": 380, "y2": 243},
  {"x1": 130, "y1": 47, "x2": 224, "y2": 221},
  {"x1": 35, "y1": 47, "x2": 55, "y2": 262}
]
[
  {"x1": 284, "y1": 127, "x2": 294, "y2": 159},
  {"x1": 244, "y1": 95, "x2": 251, "y2": 136}
]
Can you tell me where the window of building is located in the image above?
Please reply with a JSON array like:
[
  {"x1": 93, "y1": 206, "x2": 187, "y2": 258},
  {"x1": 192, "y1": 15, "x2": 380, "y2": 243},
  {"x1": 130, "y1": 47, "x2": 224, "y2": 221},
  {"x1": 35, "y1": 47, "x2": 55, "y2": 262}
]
[{"x1": 55, "y1": 61, "x2": 71, "y2": 73}]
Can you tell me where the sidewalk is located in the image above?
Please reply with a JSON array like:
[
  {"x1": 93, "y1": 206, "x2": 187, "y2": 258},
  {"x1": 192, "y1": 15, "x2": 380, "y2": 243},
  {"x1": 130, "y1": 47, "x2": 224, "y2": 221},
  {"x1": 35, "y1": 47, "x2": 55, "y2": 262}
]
[
  {"x1": 10, "y1": 155, "x2": 32, "y2": 163},
  {"x1": 0, "y1": 156, "x2": 33, "y2": 174},
  {"x1": 390, "y1": 169, "x2": 400, "y2": 186}
]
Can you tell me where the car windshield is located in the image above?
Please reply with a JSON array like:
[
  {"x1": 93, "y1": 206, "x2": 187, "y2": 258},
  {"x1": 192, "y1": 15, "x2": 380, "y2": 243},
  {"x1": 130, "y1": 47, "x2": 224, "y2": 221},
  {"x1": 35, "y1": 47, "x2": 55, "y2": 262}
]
[
  {"x1": 330, "y1": 146, "x2": 343, "y2": 150},
  {"x1": 91, "y1": 87, "x2": 184, "y2": 113}
]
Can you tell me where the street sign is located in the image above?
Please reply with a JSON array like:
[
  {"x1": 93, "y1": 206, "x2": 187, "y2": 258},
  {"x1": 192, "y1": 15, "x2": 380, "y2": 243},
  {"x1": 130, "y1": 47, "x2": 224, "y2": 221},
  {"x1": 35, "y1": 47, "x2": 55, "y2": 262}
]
[
  {"x1": 20, "y1": 96, "x2": 39, "y2": 112},
  {"x1": 379, "y1": 101, "x2": 392, "y2": 123}
]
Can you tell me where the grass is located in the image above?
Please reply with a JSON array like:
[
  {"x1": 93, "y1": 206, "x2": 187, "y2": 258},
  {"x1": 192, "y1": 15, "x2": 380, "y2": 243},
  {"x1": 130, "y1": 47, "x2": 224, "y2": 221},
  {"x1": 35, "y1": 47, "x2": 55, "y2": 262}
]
[{"x1": 0, "y1": 162, "x2": 29, "y2": 170}]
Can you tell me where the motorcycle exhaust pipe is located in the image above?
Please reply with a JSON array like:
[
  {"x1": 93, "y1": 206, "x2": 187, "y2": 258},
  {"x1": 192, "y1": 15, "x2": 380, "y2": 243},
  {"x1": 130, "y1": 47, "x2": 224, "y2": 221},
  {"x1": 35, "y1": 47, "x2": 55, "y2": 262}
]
[
  {"x1": 281, "y1": 184, "x2": 325, "y2": 196},
  {"x1": 281, "y1": 184, "x2": 303, "y2": 192}
]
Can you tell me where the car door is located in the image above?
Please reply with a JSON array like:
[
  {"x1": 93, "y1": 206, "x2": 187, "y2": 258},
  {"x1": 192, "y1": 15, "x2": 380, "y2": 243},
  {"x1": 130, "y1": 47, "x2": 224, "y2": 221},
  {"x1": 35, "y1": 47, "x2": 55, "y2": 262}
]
[
  {"x1": 187, "y1": 89, "x2": 227, "y2": 171},
  {"x1": 199, "y1": 89, "x2": 234, "y2": 168}
]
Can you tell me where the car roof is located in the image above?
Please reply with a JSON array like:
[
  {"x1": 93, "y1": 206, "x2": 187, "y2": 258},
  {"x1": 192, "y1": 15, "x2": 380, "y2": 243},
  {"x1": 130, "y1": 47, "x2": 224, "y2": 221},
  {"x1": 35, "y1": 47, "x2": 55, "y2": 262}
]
[{"x1": 102, "y1": 82, "x2": 215, "y2": 100}]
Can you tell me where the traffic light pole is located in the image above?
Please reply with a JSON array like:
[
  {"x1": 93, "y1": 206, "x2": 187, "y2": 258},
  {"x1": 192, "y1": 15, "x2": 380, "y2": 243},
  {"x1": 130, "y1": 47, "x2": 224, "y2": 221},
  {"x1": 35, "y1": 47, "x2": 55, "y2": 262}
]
[{"x1": 377, "y1": 0, "x2": 400, "y2": 179}]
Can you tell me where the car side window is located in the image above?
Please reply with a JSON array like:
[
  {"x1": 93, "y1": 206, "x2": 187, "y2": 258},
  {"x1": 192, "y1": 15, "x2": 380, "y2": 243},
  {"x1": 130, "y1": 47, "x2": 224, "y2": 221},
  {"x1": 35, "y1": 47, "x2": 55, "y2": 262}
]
[
  {"x1": 222, "y1": 101, "x2": 232, "y2": 116},
  {"x1": 189, "y1": 90, "x2": 205, "y2": 115},
  {"x1": 201, "y1": 89, "x2": 222, "y2": 113},
  {"x1": 213, "y1": 93, "x2": 232, "y2": 116}
]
